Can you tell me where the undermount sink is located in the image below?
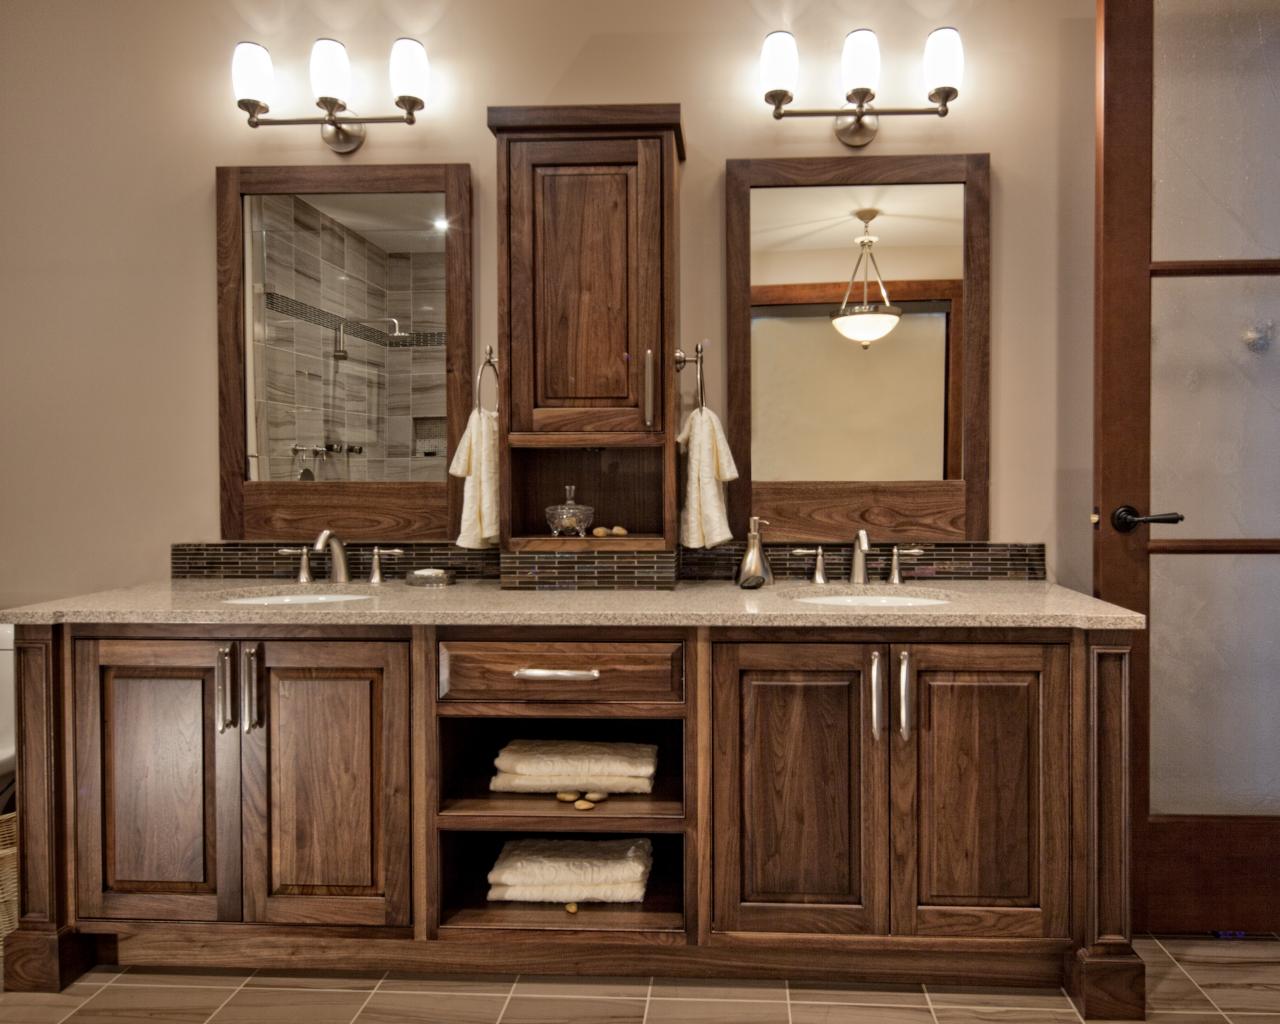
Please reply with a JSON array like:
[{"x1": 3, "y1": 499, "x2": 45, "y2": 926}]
[
  {"x1": 779, "y1": 586, "x2": 952, "y2": 608},
  {"x1": 222, "y1": 592, "x2": 372, "y2": 606}
]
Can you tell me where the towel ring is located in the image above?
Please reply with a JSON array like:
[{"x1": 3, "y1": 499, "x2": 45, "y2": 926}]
[
  {"x1": 674, "y1": 341, "x2": 706, "y2": 410},
  {"x1": 474, "y1": 345, "x2": 499, "y2": 412}
]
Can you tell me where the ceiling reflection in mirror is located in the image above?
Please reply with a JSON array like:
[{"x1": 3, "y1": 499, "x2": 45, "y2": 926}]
[
  {"x1": 750, "y1": 183, "x2": 964, "y2": 482},
  {"x1": 244, "y1": 192, "x2": 448, "y2": 483}
]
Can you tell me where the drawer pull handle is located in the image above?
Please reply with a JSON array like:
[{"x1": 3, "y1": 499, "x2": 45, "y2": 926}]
[
  {"x1": 215, "y1": 646, "x2": 234, "y2": 734},
  {"x1": 870, "y1": 650, "x2": 884, "y2": 742},
  {"x1": 513, "y1": 668, "x2": 602, "y2": 682}
]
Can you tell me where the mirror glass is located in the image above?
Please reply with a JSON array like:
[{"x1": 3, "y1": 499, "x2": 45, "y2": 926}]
[
  {"x1": 244, "y1": 192, "x2": 449, "y2": 482},
  {"x1": 749, "y1": 183, "x2": 964, "y2": 481}
]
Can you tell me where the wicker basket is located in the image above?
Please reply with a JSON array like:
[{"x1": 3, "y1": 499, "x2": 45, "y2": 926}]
[
  {"x1": 0, "y1": 812, "x2": 16, "y2": 851},
  {"x1": 0, "y1": 848, "x2": 17, "y2": 936}
]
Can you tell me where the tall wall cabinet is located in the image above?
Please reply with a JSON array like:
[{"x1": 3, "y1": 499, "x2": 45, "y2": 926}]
[{"x1": 489, "y1": 105, "x2": 685, "y2": 552}]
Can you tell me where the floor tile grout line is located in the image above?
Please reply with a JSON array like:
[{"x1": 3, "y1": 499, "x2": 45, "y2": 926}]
[
  {"x1": 785, "y1": 978, "x2": 793, "y2": 1024},
  {"x1": 1061, "y1": 983, "x2": 1086, "y2": 1024},
  {"x1": 53, "y1": 963, "x2": 130, "y2": 1024},
  {"x1": 641, "y1": 976, "x2": 653, "y2": 1024},
  {"x1": 495, "y1": 973, "x2": 520, "y2": 1024},
  {"x1": 923, "y1": 982, "x2": 939, "y2": 1024},
  {"x1": 1153, "y1": 936, "x2": 1231, "y2": 1020},
  {"x1": 344, "y1": 969, "x2": 388, "y2": 1024},
  {"x1": 198, "y1": 965, "x2": 257, "y2": 1024}
]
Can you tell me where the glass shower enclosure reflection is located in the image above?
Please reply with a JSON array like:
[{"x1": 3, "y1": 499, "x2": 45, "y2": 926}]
[{"x1": 243, "y1": 192, "x2": 448, "y2": 483}]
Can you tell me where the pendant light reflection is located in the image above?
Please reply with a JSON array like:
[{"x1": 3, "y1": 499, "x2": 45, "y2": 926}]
[{"x1": 831, "y1": 208, "x2": 901, "y2": 347}]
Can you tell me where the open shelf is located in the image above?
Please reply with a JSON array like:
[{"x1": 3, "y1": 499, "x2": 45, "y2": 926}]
[
  {"x1": 437, "y1": 717, "x2": 685, "y2": 829},
  {"x1": 508, "y1": 432, "x2": 666, "y2": 449},
  {"x1": 506, "y1": 534, "x2": 669, "y2": 553},
  {"x1": 438, "y1": 831, "x2": 684, "y2": 933}
]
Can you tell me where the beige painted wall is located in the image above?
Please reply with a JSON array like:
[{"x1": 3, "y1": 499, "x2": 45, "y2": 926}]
[{"x1": 0, "y1": 0, "x2": 1095, "y2": 608}]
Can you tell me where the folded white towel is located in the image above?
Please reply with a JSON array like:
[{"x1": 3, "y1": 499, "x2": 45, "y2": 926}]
[
  {"x1": 495, "y1": 739, "x2": 657, "y2": 780},
  {"x1": 488, "y1": 838, "x2": 652, "y2": 887},
  {"x1": 489, "y1": 771, "x2": 653, "y2": 794},
  {"x1": 448, "y1": 406, "x2": 499, "y2": 549},
  {"x1": 488, "y1": 881, "x2": 646, "y2": 903},
  {"x1": 677, "y1": 406, "x2": 738, "y2": 549}
]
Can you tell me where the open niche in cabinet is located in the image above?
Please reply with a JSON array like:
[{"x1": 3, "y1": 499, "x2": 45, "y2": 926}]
[{"x1": 490, "y1": 105, "x2": 685, "y2": 552}]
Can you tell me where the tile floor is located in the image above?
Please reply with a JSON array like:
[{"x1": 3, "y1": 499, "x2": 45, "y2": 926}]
[{"x1": 0, "y1": 936, "x2": 1277, "y2": 1024}]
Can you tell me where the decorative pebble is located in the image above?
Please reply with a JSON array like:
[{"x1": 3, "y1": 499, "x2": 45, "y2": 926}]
[
  {"x1": 555, "y1": 791, "x2": 581, "y2": 802},
  {"x1": 592, "y1": 526, "x2": 610, "y2": 537},
  {"x1": 611, "y1": 525, "x2": 628, "y2": 536},
  {"x1": 573, "y1": 799, "x2": 596, "y2": 810},
  {"x1": 565, "y1": 902, "x2": 579, "y2": 914},
  {"x1": 583, "y1": 791, "x2": 609, "y2": 802}
]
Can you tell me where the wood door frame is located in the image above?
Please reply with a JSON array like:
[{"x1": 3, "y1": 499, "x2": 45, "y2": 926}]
[
  {"x1": 1094, "y1": 0, "x2": 1280, "y2": 932},
  {"x1": 216, "y1": 164, "x2": 474, "y2": 541},
  {"x1": 726, "y1": 155, "x2": 990, "y2": 544}
]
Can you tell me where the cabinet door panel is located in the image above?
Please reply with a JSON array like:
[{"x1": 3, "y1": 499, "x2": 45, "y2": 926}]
[
  {"x1": 242, "y1": 641, "x2": 410, "y2": 927},
  {"x1": 891, "y1": 644, "x2": 1069, "y2": 938},
  {"x1": 75, "y1": 640, "x2": 240, "y2": 922},
  {"x1": 714, "y1": 643, "x2": 889, "y2": 934},
  {"x1": 510, "y1": 138, "x2": 662, "y2": 432}
]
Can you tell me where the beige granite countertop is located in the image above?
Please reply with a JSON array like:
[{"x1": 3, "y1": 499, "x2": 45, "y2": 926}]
[{"x1": 2, "y1": 579, "x2": 1145, "y2": 630}]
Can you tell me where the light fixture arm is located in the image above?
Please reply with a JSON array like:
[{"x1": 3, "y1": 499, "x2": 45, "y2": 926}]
[
  {"x1": 767, "y1": 86, "x2": 957, "y2": 148},
  {"x1": 236, "y1": 94, "x2": 425, "y2": 154}
]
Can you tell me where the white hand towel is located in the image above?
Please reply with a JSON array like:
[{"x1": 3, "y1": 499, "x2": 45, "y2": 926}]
[
  {"x1": 494, "y1": 739, "x2": 658, "y2": 779},
  {"x1": 487, "y1": 881, "x2": 647, "y2": 903},
  {"x1": 448, "y1": 407, "x2": 499, "y2": 549},
  {"x1": 489, "y1": 771, "x2": 654, "y2": 794},
  {"x1": 677, "y1": 407, "x2": 739, "y2": 549},
  {"x1": 488, "y1": 838, "x2": 652, "y2": 887}
]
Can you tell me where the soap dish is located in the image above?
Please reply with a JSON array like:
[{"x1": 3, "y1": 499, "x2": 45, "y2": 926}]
[{"x1": 405, "y1": 568, "x2": 455, "y2": 588}]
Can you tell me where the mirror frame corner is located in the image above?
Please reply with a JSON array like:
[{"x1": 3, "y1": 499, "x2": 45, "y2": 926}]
[
  {"x1": 216, "y1": 163, "x2": 473, "y2": 541},
  {"x1": 725, "y1": 153, "x2": 990, "y2": 544}
]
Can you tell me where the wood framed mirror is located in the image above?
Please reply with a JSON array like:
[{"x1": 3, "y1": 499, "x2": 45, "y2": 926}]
[
  {"x1": 217, "y1": 164, "x2": 472, "y2": 540},
  {"x1": 726, "y1": 154, "x2": 990, "y2": 543}
]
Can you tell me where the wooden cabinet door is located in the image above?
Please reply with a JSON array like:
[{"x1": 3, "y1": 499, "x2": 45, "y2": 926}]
[
  {"x1": 509, "y1": 137, "x2": 662, "y2": 432},
  {"x1": 713, "y1": 643, "x2": 889, "y2": 933},
  {"x1": 890, "y1": 643, "x2": 1069, "y2": 937},
  {"x1": 74, "y1": 640, "x2": 241, "y2": 921},
  {"x1": 241, "y1": 641, "x2": 410, "y2": 926}
]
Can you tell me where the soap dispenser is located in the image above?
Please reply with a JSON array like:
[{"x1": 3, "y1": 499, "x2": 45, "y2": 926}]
[{"x1": 736, "y1": 517, "x2": 773, "y2": 589}]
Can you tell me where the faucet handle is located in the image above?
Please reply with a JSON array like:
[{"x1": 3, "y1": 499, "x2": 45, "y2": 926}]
[
  {"x1": 791, "y1": 547, "x2": 828, "y2": 586},
  {"x1": 369, "y1": 546, "x2": 405, "y2": 585},
  {"x1": 278, "y1": 547, "x2": 313, "y2": 584},
  {"x1": 889, "y1": 545, "x2": 925, "y2": 585}
]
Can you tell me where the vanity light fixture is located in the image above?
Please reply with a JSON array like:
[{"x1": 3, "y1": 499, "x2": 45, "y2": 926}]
[
  {"x1": 831, "y1": 209, "x2": 901, "y2": 347},
  {"x1": 761, "y1": 26, "x2": 963, "y2": 148},
  {"x1": 232, "y1": 37, "x2": 430, "y2": 154}
]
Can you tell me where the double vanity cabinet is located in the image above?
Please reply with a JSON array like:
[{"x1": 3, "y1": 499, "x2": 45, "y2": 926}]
[{"x1": 3, "y1": 584, "x2": 1146, "y2": 1019}]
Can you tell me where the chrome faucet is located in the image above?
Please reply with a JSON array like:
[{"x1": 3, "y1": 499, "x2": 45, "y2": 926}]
[
  {"x1": 889, "y1": 545, "x2": 924, "y2": 585},
  {"x1": 851, "y1": 529, "x2": 870, "y2": 584},
  {"x1": 312, "y1": 529, "x2": 350, "y2": 583}
]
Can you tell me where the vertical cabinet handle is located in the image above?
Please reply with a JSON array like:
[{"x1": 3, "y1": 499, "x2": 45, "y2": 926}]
[
  {"x1": 870, "y1": 650, "x2": 884, "y2": 741},
  {"x1": 643, "y1": 348, "x2": 655, "y2": 427},
  {"x1": 215, "y1": 646, "x2": 234, "y2": 734},
  {"x1": 898, "y1": 650, "x2": 912, "y2": 742},
  {"x1": 241, "y1": 643, "x2": 261, "y2": 733}
]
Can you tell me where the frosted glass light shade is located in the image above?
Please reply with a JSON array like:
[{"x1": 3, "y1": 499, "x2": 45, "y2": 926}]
[
  {"x1": 831, "y1": 308, "x2": 901, "y2": 344},
  {"x1": 922, "y1": 27, "x2": 964, "y2": 96},
  {"x1": 841, "y1": 29, "x2": 880, "y2": 96},
  {"x1": 310, "y1": 38, "x2": 351, "y2": 102},
  {"x1": 760, "y1": 31, "x2": 799, "y2": 97},
  {"x1": 232, "y1": 42, "x2": 274, "y2": 105},
  {"x1": 389, "y1": 37, "x2": 429, "y2": 100}
]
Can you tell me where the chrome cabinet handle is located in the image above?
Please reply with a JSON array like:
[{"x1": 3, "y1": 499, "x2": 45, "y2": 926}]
[
  {"x1": 512, "y1": 668, "x2": 601, "y2": 682},
  {"x1": 870, "y1": 650, "x2": 884, "y2": 742},
  {"x1": 898, "y1": 650, "x2": 912, "y2": 742},
  {"x1": 643, "y1": 348, "x2": 655, "y2": 427},
  {"x1": 241, "y1": 643, "x2": 261, "y2": 732},
  {"x1": 215, "y1": 646, "x2": 233, "y2": 734}
]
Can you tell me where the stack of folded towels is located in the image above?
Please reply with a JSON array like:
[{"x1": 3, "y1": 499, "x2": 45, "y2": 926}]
[
  {"x1": 487, "y1": 837, "x2": 653, "y2": 903},
  {"x1": 489, "y1": 739, "x2": 658, "y2": 795}
]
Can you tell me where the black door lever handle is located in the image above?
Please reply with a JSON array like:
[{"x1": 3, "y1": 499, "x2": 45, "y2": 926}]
[{"x1": 1111, "y1": 505, "x2": 1185, "y2": 533}]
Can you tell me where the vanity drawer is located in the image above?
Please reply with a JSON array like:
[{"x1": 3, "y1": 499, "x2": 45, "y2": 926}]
[{"x1": 438, "y1": 642, "x2": 684, "y2": 703}]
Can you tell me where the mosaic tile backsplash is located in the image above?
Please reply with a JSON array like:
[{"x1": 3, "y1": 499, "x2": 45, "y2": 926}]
[{"x1": 173, "y1": 541, "x2": 1044, "y2": 587}]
